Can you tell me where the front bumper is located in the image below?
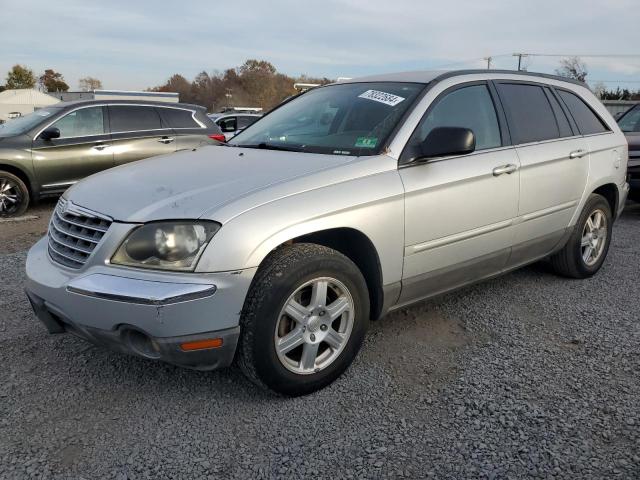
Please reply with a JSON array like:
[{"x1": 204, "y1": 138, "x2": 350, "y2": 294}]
[{"x1": 25, "y1": 237, "x2": 256, "y2": 370}]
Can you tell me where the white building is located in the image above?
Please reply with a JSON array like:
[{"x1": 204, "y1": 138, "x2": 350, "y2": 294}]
[{"x1": 0, "y1": 89, "x2": 61, "y2": 123}]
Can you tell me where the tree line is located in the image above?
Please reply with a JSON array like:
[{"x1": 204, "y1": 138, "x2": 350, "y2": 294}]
[
  {"x1": 2, "y1": 57, "x2": 638, "y2": 107},
  {"x1": 147, "y1": 59, "x2": 332, "y2": 111},
  {"x1": 0, "y1": 60, "x2": 331, "y2": 112},
  {"x1": 1, "y1": 64, "x2": 102, "y2": 93}
]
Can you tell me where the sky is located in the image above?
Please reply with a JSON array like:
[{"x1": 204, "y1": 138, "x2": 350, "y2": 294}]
[{"x1": 1, "y1": 0, "x2": 640, "y2": 91}]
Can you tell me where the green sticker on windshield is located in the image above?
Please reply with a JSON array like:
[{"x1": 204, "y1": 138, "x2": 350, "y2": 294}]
[{"x1": 355, "y1": 137, "x2": 378, "y2": 148}]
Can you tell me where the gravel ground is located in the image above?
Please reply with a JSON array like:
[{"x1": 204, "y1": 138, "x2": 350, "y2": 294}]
[{"x1": 0, "y1": 203, "x2": 639, "y2": 479}]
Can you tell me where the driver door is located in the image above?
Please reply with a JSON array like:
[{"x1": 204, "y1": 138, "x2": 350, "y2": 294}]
[
  {"x1": 398, "y1": 82, "x2": 520, "y2": 303},
  {"x1": 32, "y1": 106, "x2": 113, "y2": 191}
]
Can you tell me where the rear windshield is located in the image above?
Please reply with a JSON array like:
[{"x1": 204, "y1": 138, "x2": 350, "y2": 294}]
[
  {"x1": 0, "y1": 107, "x2": 63, "y2": 137},
  {"x1": 230, "y1": 82, "x2": 425, "y2": 156}
]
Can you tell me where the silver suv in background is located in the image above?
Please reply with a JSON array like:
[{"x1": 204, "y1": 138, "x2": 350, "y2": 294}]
[{"x1": 26, "y1": 70, "x2": 629, "y2": 396}]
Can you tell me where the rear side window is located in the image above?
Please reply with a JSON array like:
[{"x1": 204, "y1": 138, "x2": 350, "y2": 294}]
[
  {"x1": 557, "y1": 90, "x2": 609, "y2": 135},
  {"x1": 412, "y1": 84, "x2": 502, "y2": 151},
  {"x1": 158, "y1": 108, "x2": 200, "y2": 128},
  {"x1": 109, "y1": 106, "x2": 162, "y2": 133},
  {"x1": 618, "y1": 105, "x2": 640, "y2": 133},
  {"x1": 497, "y1": 83, "x2": 560, "y2": 144}
]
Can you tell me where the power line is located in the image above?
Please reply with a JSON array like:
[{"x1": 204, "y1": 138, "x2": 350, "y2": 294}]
[
  {"x1": 521, "y1": 53, "x2": 640, "y2": 58},
  {"x1": 591, "y1": 79, "x2": 640, "y2": 84}
]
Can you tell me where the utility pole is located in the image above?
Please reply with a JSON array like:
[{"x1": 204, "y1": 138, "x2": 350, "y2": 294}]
[
  {"x1": 484, "y1": 56, "x2": 492, "y2": 69},
  {"x1": 513, "y1": 53, "x2": 529, "y2": 71}
]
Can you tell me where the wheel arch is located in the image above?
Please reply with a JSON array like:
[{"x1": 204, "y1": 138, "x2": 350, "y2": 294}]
[
  {"x1": 0, "y1": 163, "x2": 35, "y2": 199},
  {"x1": 274, "y1": 227, "x2": 385, "y2": 321},
  {"x1": 592, "y1": 183, "x2": 618, "y2": 219}
]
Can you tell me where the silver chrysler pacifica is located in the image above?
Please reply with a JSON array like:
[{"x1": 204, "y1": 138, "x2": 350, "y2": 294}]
[{"x1": 26, "y1": 70, "x2": 629, "y2": 395}]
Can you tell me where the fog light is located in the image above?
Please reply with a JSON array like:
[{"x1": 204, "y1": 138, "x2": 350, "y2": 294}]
[{"x1": 180, "y1": 338, "x2": 223, "y2": 351}]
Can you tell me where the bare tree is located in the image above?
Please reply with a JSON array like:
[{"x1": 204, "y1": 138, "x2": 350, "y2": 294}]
[
  {"x1": 555, "y1": 56, "x2": 588, "y2": 82},
  {"x1": 79, "y1": 77, "x2": 103, "y2": 91}
]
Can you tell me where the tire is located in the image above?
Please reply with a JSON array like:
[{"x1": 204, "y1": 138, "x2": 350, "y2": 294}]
[
  {"x1": 629, "y1": 189, "x2": 640, "y2": 203},
  {"x1": 237, "y1": 243, "x2": 370, "y2": 396},
  {"x1": 550, "y1": 193, "x2": 613, "y2": 278},
  {"x1": 0, "y1": 170, "x2": 29, "y2": 218}
]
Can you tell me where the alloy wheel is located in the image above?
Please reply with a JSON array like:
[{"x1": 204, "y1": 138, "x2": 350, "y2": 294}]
[
  {"x1": 0, "y1": 177, "x2": 23, "y2": 216},
  {"x1": 274, "y1": 277, "x2": 355, "y2": 375},
  {"x1": 581, "y1": 208, "x2": 607, "y2": 266}
]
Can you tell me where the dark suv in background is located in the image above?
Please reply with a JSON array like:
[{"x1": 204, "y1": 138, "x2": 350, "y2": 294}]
[
  {"x1": 617, "y1": 103, "x2": 640, "y2": 201},
  {"x1": 0, "y1": 100, "x2": 224, "y2": 217}
]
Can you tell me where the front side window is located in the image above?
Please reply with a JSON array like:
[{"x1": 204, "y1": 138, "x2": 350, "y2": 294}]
[
  {"x1": 109, "y1": 106, "x2": 162, "y2": 133},
  {"x1": 230, "y1": 82, "x2": 425, "y2": 155},
  {"x1": 218, "y1": 117, "x2": 237, "y2": 133},
  {"x1": 497, "y1": 83, "x2": 560, "y2": 144},
  {"x1": 51, "y1": 107, "x2": 105, "y2": 138},
  {"x1": 617, "y1": 105, "x2": 640, "y2": 133},
  {"x1": 409, "y1": 84, "x2": 502, "y2": 154}
]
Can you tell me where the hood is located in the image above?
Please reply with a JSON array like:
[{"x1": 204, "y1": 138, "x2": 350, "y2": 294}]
[{"x1": 66, "y1": 146, "x2": 356, "y2": 223}]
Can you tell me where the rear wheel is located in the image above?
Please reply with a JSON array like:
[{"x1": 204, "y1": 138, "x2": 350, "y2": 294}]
[
  {"x1": 0, "y1": 171, "x2": 29, "y2": 218},
  {"x1": 237, "y1": 243, "x2": 369, "y2": 396},
  {"x1": 550, "y1": 194, "x2": 612, "y2": 278}
]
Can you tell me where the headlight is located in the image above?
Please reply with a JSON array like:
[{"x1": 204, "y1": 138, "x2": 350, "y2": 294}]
[{"x1": 111, "y1": 221, "x2": 221, "y2": 271}]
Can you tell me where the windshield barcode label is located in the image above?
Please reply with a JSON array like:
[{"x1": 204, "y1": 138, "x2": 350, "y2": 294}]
[{"x1": 358, "y1": 90, "x2": 405, "y2": 107}]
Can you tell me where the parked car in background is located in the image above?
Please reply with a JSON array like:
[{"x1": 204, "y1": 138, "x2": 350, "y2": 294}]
[
  {"x1": 26, "y1": 70, "x2": 628, "y2": 396},
  {"x1": 616, "y1": 103, "x2": 640, "y2": 201},
  {"x1": 215, "y1": 113, "x2": 262, "y2": 141},
  {"x1": 0, "y1": 100, "x2": 225, "y2": 217}
]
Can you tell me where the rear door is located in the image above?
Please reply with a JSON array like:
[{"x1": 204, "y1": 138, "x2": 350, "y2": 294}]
[
  {"x1": 398, "y1": 82, "x2": 520, "y2": 303},
  {"x1": 495, "y1": 82, "x2": 589, "y2": 266},
  {"x1": 31, "y1": 106, "x2": 114, "y2": 191},
  {"x1": 156, "y1": 106, "x2": 217, "y2": 150},
  {"x1": 108, "y1": 105, "x2": 176, "y2": 167}
]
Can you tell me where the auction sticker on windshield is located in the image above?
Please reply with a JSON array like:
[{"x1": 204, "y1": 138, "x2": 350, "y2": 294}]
[{"x1": 358, "y1": 90, "x2": 405, "y2": 107}]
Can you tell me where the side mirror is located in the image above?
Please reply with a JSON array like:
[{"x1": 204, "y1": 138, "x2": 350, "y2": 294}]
[
  {"x1": 417, "y1": 127, "x2": 475, "y2": 160},
  {"x1": 39, "y1": 127, "x2": 60, "y2": 141}
]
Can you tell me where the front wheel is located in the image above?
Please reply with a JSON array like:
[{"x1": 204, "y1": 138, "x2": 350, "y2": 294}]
[
  {"x1": 0, "y1": 171, "x2": 29, "y2": 218},
  {"x1": 550, "y1": 193, "x2": 613, "y2": 278},
  {"x1": 237, "y1": 243, "x2": 370, "y2": 396}
]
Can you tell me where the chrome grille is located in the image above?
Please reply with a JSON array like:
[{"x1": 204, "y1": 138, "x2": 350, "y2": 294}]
[{"x1": 48, "y1": 198, "x2": 112, "y2": 269}]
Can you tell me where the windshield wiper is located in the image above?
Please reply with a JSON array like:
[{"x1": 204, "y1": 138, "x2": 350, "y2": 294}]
[{"x1": 238, "y1": 142, "x2": 306, "y2": 152}]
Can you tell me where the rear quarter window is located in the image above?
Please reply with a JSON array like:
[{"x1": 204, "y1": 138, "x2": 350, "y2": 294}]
[
  {"x1": 557, "y1": 90, "x2": 609, "y2": 135},
  {"x1": 158, "y1": 108, "x2": 201, "y2": 129}
]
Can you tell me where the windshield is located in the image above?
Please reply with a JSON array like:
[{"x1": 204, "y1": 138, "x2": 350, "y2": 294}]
[
  {"x1": 617, "y1": 104, "x2": 640, "y2": 133},
  {"x1": 230, "y1": 82, "x2": 425, "y2": 155},
  {"x1": 0, "y1": 107, "x2": 63, "y2": 137}
]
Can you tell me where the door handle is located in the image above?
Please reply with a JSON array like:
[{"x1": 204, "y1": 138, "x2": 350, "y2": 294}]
[
  {"x1": 92, "y1": 143, "x2": 110, "y2": 151},
  {"x1": 569, "y1": 149, "x2": 587, "y2": 159},
  {"x1": 492, "y1": 164, "x2": 518, "y2": 176},
  {"x1": 158, "y1": 136, "x2": 175, "y2": 144}
]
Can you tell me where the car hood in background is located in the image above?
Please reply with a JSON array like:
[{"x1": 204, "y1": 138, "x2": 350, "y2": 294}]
[{"x1": 65, "y1": 146, "x2": 358, "y2": 223}]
